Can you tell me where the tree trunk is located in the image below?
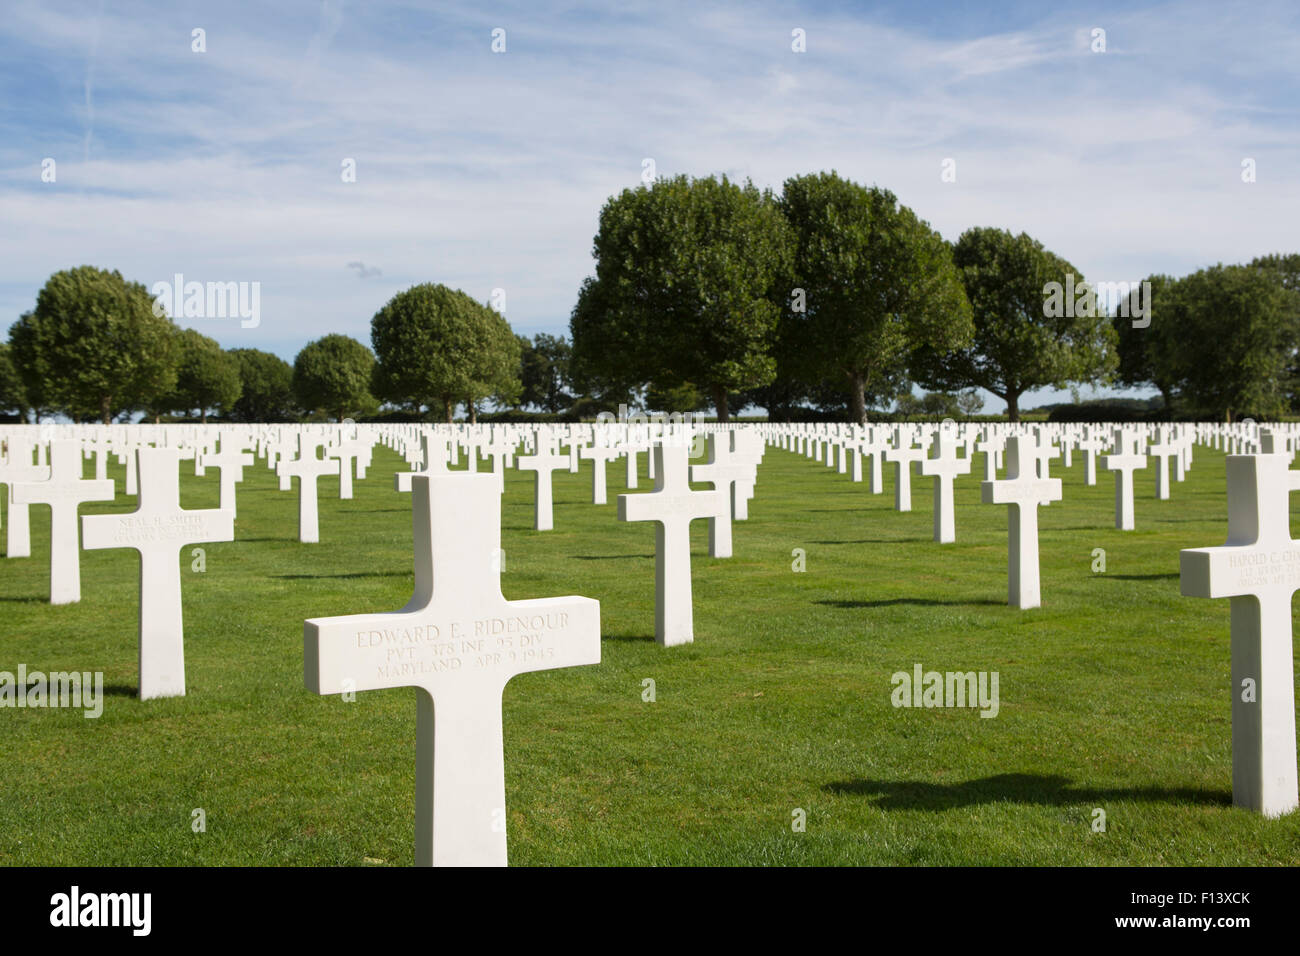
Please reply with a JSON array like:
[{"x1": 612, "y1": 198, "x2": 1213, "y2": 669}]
[
  {"x1": 848, "y1": 374, "x2": 867, "y2": 424},
  {"x1": 100, "y1": 394, "x2": 112, "y2": 425},
  {"x1": 712, "y1": 385, "x2": 730, "y2": 424},
  {"x1": 1006, "y1": 392, "x2": 1020, "y2": 423},
  {"x1": 467, "y1": 397, "x2": 477, "y2": 425},
  {"x1": 201, "y1": 409, "x2": 208, "y2": 424},
  {"x1": 443, "y1": 396, "x2": 453, "y2": 424}
]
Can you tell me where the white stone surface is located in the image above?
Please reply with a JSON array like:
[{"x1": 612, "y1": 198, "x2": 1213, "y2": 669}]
[
  {"x1": 981, "y1": 435, "x2": 1061, "y2": 609},
  {"x1": 1180, "y1": 434, "x2": 1299, "y2": 817},
  {"x1": 618, "y1": 441, "x2": 725, "y2": 646},
  {"x1": 304, "y1": 471, "x2": 600, "y2": 865},
  {"x1": 82, "y1": 447, "x2": 234, "y2": 699},
  {"x1": 11, "y1": 440, "x2": 114, "y2": 604}
]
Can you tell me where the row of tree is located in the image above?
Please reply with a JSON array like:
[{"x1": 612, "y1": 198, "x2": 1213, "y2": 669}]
[
  {"x1": 568, "y1": 171, "x2": 1300, "y2": 422},
  {"x1": 4, "y1": 173, "x2": 1297, "y2": 424}
]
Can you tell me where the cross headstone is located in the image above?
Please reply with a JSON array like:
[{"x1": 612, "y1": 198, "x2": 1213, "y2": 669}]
[
  {"x1": 396, "y1": 432, "x2": 451, "y2": 492},
  {"x1": 981, "y1": 435, "x2": 1062, "y2": 609},
  {"x1": 82, "y1": 447, "x2": 233, "y2": 699},
  {"x1": 0, "y1": 434, "x2": 48, "y2": 558},
  {"x1": 11, "y1": 440, "x2": 114, "y2": 604},
  {"x1": 579, "y1": 435, "x2": 619, "y2": 506},
  {"x1": 1149, "y1": 426, "x2": 1177, "y2": 501},
  {"x1": 277, "y1": 434, "x2": 340, "y2": 543},
  {"x1": 304, "y1": 471, "x2": 600, "y2": 865},
  {"x1": 920, "y1": 428, "x2": 972, "y2": 543},
  {"x1": 1100, "y1": 428, "x2": 1148, "y2": 531},
  {"x1": 1180, "y1": 433, "x2": 1299, "y2": 817},
  {"x1": 618, "y1": 440, "x2": 725, "y2": 646},
  {"x1": 690, "y1": 432, "x2": 750, "y2": 559},
  {"x1": 202, "y1": 431, "x2": 255, "y2": 515},
  {"x1": 884, "y1": 428, "x2": 927, "y2": 512},
  {"x1": 516, "y1": 438, "x2": 568, "y2": 531}
]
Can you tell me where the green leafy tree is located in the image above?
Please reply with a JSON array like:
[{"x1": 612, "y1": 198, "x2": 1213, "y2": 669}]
[
  {"x1": 780, "y1": 172, "x2": 973, "y2": 423},
  {"x1": 1159, "y1": 264, "x2": 1298, "y2": 421},
  {"x1": 170, "y1": 329, "x2": 242, "y2": 422},
  {"x1": 911, "y1": 227, "x2": 1116, "y2": 422},
  {"x1": 229, "y1": 348, "x2": 297, "y2": 422},
  {"x1": 0, "y1": 343, "x2": 29, "y2": 419},
  {"x1": 1112, "y1": 274, "x2": 1180, "y2": 411},
  {"x1": 293, "y1": 334, "x2": 377, "y2": 422},
  {"x1": 9, "y1": 266, "x2": 178, "y2": 423},
  {"x1": 371, "y1": 283, "x2": 521, "y2": 423},
  {"x1": 519, "y1": 333, "x2": 573, "y2": 413},
  {"x1": 570, "y1": 174, "x2": 793, "y2": 422}
]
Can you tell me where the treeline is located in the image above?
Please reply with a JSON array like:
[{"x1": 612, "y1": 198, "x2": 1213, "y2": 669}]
[{"x1": 4, "y1": 173, "x2": 1297, "y2": 424}]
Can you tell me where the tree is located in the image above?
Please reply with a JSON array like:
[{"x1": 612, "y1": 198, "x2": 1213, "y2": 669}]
[
  {"x1": 519, "y1": 333, "x2": 573, "y2": 413},
  {"x1": 1159, "y1": 264, "x2": 1298, "y2": 421},
  {"x1": 293, "y1": 334, "x2": 377, "y2": 422},
  {"x1": 0, "y1": 343, "x2": 29, "y2": 419},
  {"x1": 1112, "y1": 274, "x2": 1180, "y2": 411},
  {"x1": 371, "y1": 283, "x2": 521, "y2": 422},
  {"x1": 229, "y1": 348, "x2": 297, "y2": 422},
  {"x1": 9, "y1": 266, "x2": 178, "y2": 423},
  {"x1": 779, "y1": 172, "x2": 973, "y2": 423},
  {"x1": 911, "y1": 227, "x2": 1116, "y2": 422},
  {"x1": 570, "y1": 174, "x2": 793, "y2": 422},
  {"x1": 169, "y1": 329, "x2": 241, "y2": 422}
]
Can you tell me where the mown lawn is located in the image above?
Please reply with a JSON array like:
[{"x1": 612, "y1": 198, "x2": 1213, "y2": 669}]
[{"x1": 1, "y1": 438, "x2": 1297, "y2": 866}]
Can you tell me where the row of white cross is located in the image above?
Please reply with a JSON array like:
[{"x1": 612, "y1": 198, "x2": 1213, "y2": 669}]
[{"x1": 1, "y1": 418, "x2": 1296, "y2": 866}]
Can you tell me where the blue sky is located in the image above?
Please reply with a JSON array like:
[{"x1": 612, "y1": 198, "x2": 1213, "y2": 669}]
[{"x1": 2, "y1": 0, "x2": 1298, "y2": 412}]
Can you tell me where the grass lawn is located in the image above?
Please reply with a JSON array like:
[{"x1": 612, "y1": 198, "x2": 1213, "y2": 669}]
[{"x1": 1, "y1": 438, "x2": 1297, "y2": 866}]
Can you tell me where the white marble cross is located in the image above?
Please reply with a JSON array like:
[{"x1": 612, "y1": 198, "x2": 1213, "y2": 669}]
[
  {"x1": 395, "y1": 432, "x2": 451, "y2": 492},
  {"x1": 885, "y1": 429, "x2": 927, "y2": 512},
  {"x1": 579, "y1": 435, "x2": 619, "y2": 505},
  {"x1": 690, "y1": 432, "x2": 749, "y2": 559},
  {"x1": 304, "y1": 471, "x2": 600, "y2": 865},
  {"x1": 920, "y1": 428, "x2": 972, "y2": 543},
  {"x1": 516, "y1": 438, "x2": 568, "y2": 531},
  {"x1": 0, "y1": 433, "x2": 48, "y2": 558},
  {"x1": 276, "y1": 434, "x2": 340, "y2": 543},
  {"x1": 1148, "y1": 426, "x2": 1177, "y2": 501},
  {"x1": 1180, "y1": 432, "x2": 1299, "y2": 817},
  {"x1": 82, "y1": 447, "x2": 233, "y2": 699},
  {"x1": 618, "y1": 441, "x2": 725, "y2": 646},
  {"x1": 981, "y1": 435, "x2": 1062, "y2": 609},
  {"x1": 11, "y1": 440, "x2": 114, "y2": 604},
  {"x1": 1100, "y1": 428, "x2": 1148, "y2": 531},
  {"x1": 202, "y1": 431, "x2": 254, "y2": 514}
]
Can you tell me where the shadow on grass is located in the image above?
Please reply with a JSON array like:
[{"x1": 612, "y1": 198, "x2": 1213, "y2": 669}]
[
  {"x1": 104, "y1": 684, "x2": 139, "y2": 698},
  {"x1": 824, "y1": 773, "x2": 1229, "y2": 809},
  {"x1": 810, "y1": 538, "x2": 928, "y2": 546},
  {"x1": 0, "y1": 594, "x2": 49, "y2": 604},
  {"x1": 572, "y1": 554, "x2": 654, "y2": 561},
  {"x1": 817, "y1": 597, "x2": 1003, "y2": 609},
  {"x1": 600, "y1": 632, "x2": 659, "y2": 643},
  {"x1": 1104, "y1": 573, "x2": 1179, "y2": 581},
  {"x1": 272, "y1": 571, "x2": 407, "y2": 580}
]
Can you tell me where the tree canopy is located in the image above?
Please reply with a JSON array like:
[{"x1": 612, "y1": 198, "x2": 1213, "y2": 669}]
[
  {"x1": 292, "y1": 334, "x2": 377, "y2": 422},
  {"x1": 9, "y1": 266, "x2": 178, "y2": 423}
]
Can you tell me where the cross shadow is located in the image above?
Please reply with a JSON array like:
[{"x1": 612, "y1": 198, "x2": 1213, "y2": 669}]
[
  {"x1": 1105, "y1": 573, "x2": 1179, "y2": 581},
  {"x1": 810, "y1": 538, "x2": 928, "y2": 545},
  {"x1": 0, "y1": 594, "x2": 48, "y2": 604},
  {"x1": 572, "y1": 554, "x2": 655, "y2": 561},
  {"x1": 817, "y1": 597, "x2": 1003, "y2": 609},
  {"x1": 600, "y1": 632, "x2": 660, "y2": 643},
  {"x1": 823, "y1": 773, "x2": 1229, "y2": 810},
  {"x1": 272, "y1": 571, "x2": 407, "y2": 580},
  {"x1": 103, "y1": 683, "x2": 139, "y2": 698}
]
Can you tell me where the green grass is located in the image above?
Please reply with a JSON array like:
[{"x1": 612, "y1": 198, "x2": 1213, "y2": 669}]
[{"x1": 1, "y1": 440, "x2": 1297, "y2": 866}]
